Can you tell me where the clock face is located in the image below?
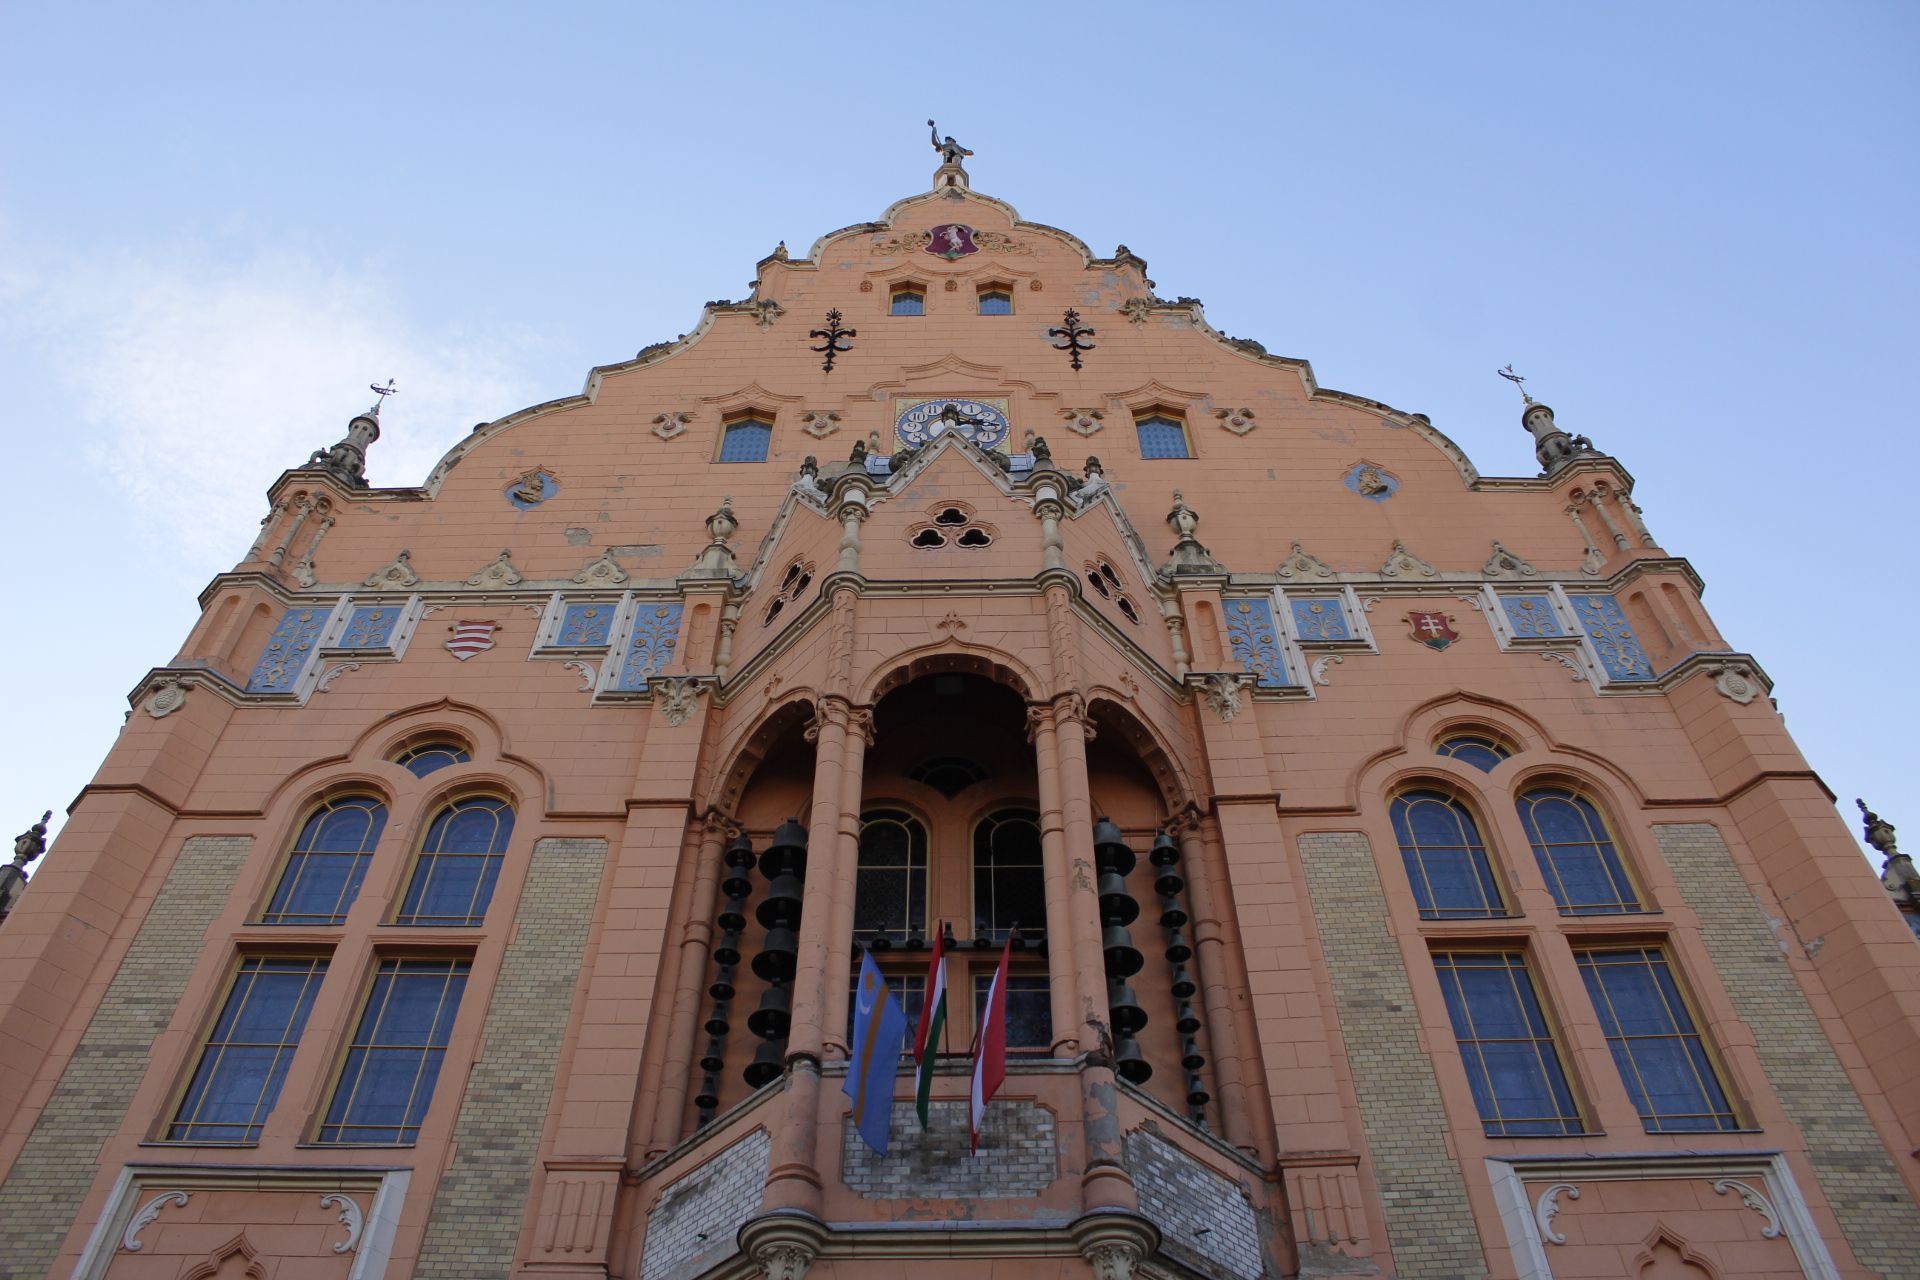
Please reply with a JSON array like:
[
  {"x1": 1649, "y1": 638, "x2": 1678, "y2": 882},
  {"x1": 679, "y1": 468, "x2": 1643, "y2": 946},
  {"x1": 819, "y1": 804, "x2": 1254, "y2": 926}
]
[{"x1": 894, "y1": 397, "x2": 1012, "y2": 450}]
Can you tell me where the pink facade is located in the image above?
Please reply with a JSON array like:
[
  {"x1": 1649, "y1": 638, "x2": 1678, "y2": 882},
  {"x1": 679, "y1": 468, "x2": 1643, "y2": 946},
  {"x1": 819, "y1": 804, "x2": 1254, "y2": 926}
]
[{"x1": 2, "y1": 151, "x2": 1918, "y2": 1280}]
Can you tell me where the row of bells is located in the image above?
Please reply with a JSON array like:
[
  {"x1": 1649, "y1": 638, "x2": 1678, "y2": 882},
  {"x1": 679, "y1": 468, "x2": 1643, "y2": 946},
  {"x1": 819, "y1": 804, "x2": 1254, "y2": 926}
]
[
  {"x1": 743, "y1": 819, "x2": 810, "y2": 1089},
  {"x1": 1094, "y1": 818, "x2": 1155, "y2": 1086}
]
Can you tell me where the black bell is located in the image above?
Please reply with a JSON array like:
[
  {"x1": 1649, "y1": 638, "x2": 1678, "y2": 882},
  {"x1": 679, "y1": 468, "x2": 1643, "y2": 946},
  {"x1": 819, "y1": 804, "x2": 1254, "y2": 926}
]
[
  {"x1": 699, "y1": 1040, "x2": 726, "y2": 1074},
  {"x1": 743, "y1": 1037, "x2": 786, "y2": 1087},
  {"x1": 1092, "y1": 815, "x2": 1127, "y2": 850},
  {"x1": 747, "y1": 983, "x2": 792, "y2": 1039},
  {"x1": 721, "y1": 870, "x2": 754, "y2": 901},
  {"x1": 869, "y1": 934, "x2": 892, "y2": 951},
  {"x1": 707, "y1": 967, "x2": 736, "y2": 1002},
  {"x1": 1185, "y1": 1074, "x2": 1211, "y2": 1107},
  {"x1": 751, "y1": 926, "x2": 799, "y2": 981},
  {"x1": 1154, "y1": 869, "x2": 1185, "y2": 897},
  {"x1": 705, "y1": 1005, "x2": 731, "y2": 1037},
  {"x1": 712, "y1": 938, "x2": 741, "y2": 968},
  {"x1": 756, "y1": 873, "x2": 804, "y2": 928},
  {"x1": 1149, "y1": 830, "x2": 1180, "y2": 866},
  {"x1": 1176, "y1": 1001, "x2": 1202, "y2": 1035},
  {"x1": 1102, "y1": 925, "x2": 1144, "y2": 977},
  {"x1": 1108, "y1": 982, "x2": 1148, "y2": 1036},
  {"x1": 694, "y1": 1082, "x2": 720, "y2": 1111},
  {"x1": 717, "y1": 902, "x2": 747, "y2": 933},
  {"x1": 1114, "y1": 1036, "x2": 1153, "y2": 1084},
  {"x1": 725, "y1": 835, "x2": 757, "y2": 869},
  {"x1": 1181, "y1": 1037, "x2": 1206, "y2": 1071},
  {"x1": 1098, "y1": 876, "x2": 1140, "y2": 926},
  {"x1": 1170, "y1": 965, "x2": 1197, "y2": 999},
  {"x1": 1165, "y1": 930, "x2": 1193, "y2": 964},
  {"x1": 1158, "y1": 903, "x2": 1189, "y2": 930}
]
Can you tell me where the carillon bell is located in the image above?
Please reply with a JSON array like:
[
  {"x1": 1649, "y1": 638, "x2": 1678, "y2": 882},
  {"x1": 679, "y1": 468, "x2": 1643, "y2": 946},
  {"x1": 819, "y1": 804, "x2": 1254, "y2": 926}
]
[
  {"x1": 1171, "y1": 965, "x2": 1197, "y2": 999},
  {"x1": 744, "y1": 1036, "x2": 786, "y2": 1088},
  {"x1": 1114, "y1": 1037, "x2": 1153, "y2": 1084},
  {"x1": 705, "y1": 1005, "x2": 731, "y2": 1037},
  {"x1": 1181, "y1": 1037, "x2": 1206, "y2": 1071},
  {"x1": 707, "y1": 969, "x2": 736, "y2": 1002},
  {"x1": 1102, "y1": 925, "x2": 1144, "y2": 977},
  {"x1": 747, "y1": 982, "x2": 792, "y2": 1039},
  {"x1": 752, "y1": 926, "x2": 799, "y2": 981},
  {"x1": 1165, "y1": 929, "x2": 1192, "y2": 964},
  {"x1": 1108, "y1": 982, "x2": 1148, "y2": 1036},
  {"x1": 1176, "y1": 1001, "x2": 1202, "y2": 1035},
  {"x1": 699, "y1": 1037, "x2": 726, "y2": 1074}
]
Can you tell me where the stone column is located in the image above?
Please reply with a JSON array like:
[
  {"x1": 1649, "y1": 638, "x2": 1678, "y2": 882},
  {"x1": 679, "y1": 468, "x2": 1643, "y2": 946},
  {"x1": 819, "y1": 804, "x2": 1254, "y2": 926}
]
[
  {"x1": 1174, "y1": 815, "x2": 1252, "y2": 1154},
  {"x1": 1029, "y1": 702, "x2": 1082, "y2": 1055},
  {"x1": 821, "y1": 706, "x2": 872, "y2": 1056},
  {"x1": 643, "y1": 811, "x2": 732, "y2": 1156},
  {"x1": 1198, "y1": 814, "x2": 1279, "y2": 1165},
  {"x1": 1583, "y1": 485, "x2": 1630, "y2": 549}
]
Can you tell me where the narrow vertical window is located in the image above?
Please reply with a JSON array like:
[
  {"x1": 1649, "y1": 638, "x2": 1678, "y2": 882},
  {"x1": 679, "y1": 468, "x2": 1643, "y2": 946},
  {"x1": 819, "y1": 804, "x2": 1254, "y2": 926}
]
[
  {"x1": 973, "y1": 971, "x2": 1051, "y2": 1052},
  {"x1": 394, "y1": 797, "x2": 514, "y2": 926},
  {"x1": 973, "y1": 809, "x2": 1045, "y2": 942},
  {"x1": 318, "y1": 957, "x2": 469, "y2": 1144},
  {"x1": 261, "y1": 795, "x2": 386, "y2": 925},
  {"x1": 169, "y1": 956, "x2": 328, "y2": 1142},
  {"x1": 1433, "y1": 951, "x2": 1583, "y2": 1136},
  {"x1": 718, "y1": 415, "x2": 773, "y2": 463},
  {"x1": 1390, "y1": 789, "x2": 1507, "y2": 918},
  {"x1": 977, "y1": 288, "x2": 1012, "y2": 315},
  {"x1": 853, "y1": 809, "x2": 929, "y2": 946},
  {"x1": 1134, "y1": 413, "x2": 1191, "y2": 460},
  {"x1": 890, "y1": 287, "x2": 925, "y2": 316},
  {"x1": 1576, "y1": 947, "x2": 1738, "y2": 1132},
  {"x1": 1518, "y1": 787, "x2": 1642, "y2": 914}
]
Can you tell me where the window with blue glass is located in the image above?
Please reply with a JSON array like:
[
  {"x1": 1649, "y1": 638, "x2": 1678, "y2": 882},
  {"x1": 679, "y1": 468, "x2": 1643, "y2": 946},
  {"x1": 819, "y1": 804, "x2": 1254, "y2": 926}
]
[
  {"x1": 977, "y1": 288, "x2": 1012, "y2": 315},
  {"x1": 169, "y1": 956, "x2": 327, "y2": 1142},
  {"x1": 392, "y1": 741, "x2": 471, "y2": 779},
  {"x1": 1576, "y1": 947, "x2": 1739, "y2": 1132},
  {"x1": 261, "y1": 796, "x2": 387, "y2": 925},
  {"x1": 718, "y1": 415, "x2": 773, "y2": 463},
  {"x1": 1135, "y1": 413, "x2": 1191, "y2": 460},
  {"x1": 317, "y1": 957, "x2": 469, "y2": 1144},
  {"x1": 1518, "y1": 787, "x2": 1643, "y2": 915},
  {"x1": 1435, "y1": 734, "x2": 1512, "y2": 774},
  {"x1": 394, "y1": 797, "x2": 514, "y2": 926},
  {"x1": 1433, "y1": 951, "x2": 1583, "y2": 1136},
  {"x1": 890, "y1": 286, "x2": 925, "y2": 316},
  {"x1": 1390, "y1": 789, "x2": 1507, "y2": 918}
]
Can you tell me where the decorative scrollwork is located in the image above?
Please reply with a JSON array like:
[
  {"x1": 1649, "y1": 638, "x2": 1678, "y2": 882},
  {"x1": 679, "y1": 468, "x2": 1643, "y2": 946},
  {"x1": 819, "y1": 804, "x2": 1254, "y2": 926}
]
[
  {"x1": 1711, "y1": 1178, "x2": 1781, "y2": 1238},
  {"x1": 1048, "y1": 308, "x2": 1096, "y2": 372},
  {"x1": 1311, "y1": 654, "x2": 1345, "y2": 687},
  {"x1": 123, "y1": 1190, "x2": 190, "y2": 1251},
  {"x1": 563, "y1": 659, "x2": 598, "y2": 692},
  {"x1": 809, "y1": 309, "x2": 856, "y2": 373},
  {"x1": 1534, "y1": 1182, "x2": 1580, "y2": 1245},
  {"x1": 319, "y1": 1193, "x2": 364, "y2": 1253}
]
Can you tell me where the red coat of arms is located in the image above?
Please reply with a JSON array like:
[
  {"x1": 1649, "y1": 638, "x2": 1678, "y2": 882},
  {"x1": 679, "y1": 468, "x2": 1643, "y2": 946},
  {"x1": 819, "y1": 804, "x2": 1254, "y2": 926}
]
[
  {"x1": 925, "y1": 224, "x2": 978, "y2": 259},
  {"x1": 446, "y1": 620, "x2": 497, "y2": 661},
  {"x1": 1407, "y1": 611, "x2": 1459, "y2": 652}
]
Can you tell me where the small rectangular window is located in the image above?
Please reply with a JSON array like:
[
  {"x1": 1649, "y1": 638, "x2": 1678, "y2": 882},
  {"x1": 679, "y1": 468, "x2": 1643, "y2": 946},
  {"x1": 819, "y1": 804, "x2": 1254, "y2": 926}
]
[
  {"x1": 1576, "y1": 947, "x2": 1739, "y2": 1132},
  {"x1": 718, "y1": 417, "x2": 772, "y2": 464},
  {"x1": 1135, "y1": 414, "x2": 1191, "y2": 460},
  {"x1": 1433, "y1": 951, "x2": 1584, "y2": 1136},
  {"x1": 170, "y1": 956, "x2": 327, "y2": 1143},
  {"x1": 977, "y1": 290, "x2": 1012, "y2": 315},
  {"x1": 317, "y1": 957, "x2": 469, "y2": 1144},
  {"x1": 890, "y1": 289, "x2": 925, "y2": 316},
  {"x1": 974, "y1": 971, "x2": 1051, "y2": 1052}
]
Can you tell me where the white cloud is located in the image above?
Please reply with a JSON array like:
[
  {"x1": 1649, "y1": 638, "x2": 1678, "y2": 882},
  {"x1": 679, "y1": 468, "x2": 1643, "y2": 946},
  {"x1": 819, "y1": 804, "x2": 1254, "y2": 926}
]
[{"x1": 3, "y1": 238, "x2": 542, "y2": 565}]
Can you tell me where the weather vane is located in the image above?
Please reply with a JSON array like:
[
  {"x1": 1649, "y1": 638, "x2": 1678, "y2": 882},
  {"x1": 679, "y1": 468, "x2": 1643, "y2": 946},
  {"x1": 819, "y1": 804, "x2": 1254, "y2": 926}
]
[{"x1": 1496, "y1": 364, "x2": 1533, "y2": 404}]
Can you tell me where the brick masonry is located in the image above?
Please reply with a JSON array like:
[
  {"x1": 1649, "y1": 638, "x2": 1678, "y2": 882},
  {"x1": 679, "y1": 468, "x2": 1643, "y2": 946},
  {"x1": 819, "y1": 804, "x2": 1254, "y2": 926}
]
[
  {"x1": 1126, "y1": 1126, "x2": 1263, "y2": 1280},
  {"x1": 1656, "y1": 822, "x2": 1920, "y2": 1277},
  {"x1": 0, "y1": 834, "x2": 253, "y2": 1275},
  {"x1": 413, "y1": 837, "x2": 607, "y2": 1279},
  {"x1": 641, "y1": 1128, "x2": 770, "y2": 1280},
  {"x1": 1296, "y1": 831, "x2": 1489, "y2": 1280},
  {"x1": 840, "y1": 1099, "x2": 1055, "y2": 1198}
]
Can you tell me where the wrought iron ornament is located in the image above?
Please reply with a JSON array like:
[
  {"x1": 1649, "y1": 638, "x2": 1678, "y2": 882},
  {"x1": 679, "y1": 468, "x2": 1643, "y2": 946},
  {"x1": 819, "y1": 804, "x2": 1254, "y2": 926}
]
[
  {"x1": 1497, "y1": 364, "x2": 1533, "y2": 404},
  {"x1": 1049, "y1": 308, "x2": 1096, "y2": 371},
  {"x1": 810, "y1": 308, "x2": 856, "y2": 373}
]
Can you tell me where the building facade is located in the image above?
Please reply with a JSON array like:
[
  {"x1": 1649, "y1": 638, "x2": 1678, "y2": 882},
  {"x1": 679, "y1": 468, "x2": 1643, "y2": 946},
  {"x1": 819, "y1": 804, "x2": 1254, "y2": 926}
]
[{"x1": 3, "y1": 148, "x2": 1919, "y2": 1280}]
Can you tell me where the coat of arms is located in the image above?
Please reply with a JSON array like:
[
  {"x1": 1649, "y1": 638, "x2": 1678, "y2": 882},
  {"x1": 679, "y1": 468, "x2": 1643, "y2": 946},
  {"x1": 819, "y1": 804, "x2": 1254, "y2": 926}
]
[
  {"x1": 446, "y1": 620, "x2": 498, "y2": 661},
  {"x1": 1407, "y1": 611, "x2": 1459, "y2": 652},
  {"x1": 925, "y1": 224, "x2": 978, "y2": 259}
]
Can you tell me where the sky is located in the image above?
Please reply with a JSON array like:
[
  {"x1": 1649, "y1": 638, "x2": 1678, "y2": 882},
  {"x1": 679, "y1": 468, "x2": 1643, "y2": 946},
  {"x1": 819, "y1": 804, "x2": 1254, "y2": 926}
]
[{"x1": 1, "y1": 4, "x2": 1915, "y2": 869}]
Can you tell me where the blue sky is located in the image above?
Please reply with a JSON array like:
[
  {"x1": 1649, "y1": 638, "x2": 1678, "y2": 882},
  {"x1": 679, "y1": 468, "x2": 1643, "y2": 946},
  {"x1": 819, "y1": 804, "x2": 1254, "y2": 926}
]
[{"x1": 2, "y1": 4, "x2": 1914, "y2": 866}]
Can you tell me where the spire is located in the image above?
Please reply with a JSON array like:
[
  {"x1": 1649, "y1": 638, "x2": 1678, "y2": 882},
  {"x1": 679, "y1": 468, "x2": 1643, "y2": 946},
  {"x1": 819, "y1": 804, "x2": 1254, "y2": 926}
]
[
  {"x1": 303, "y1": 379, "x2": 392, "y2": 487},
  {"x1": 1161, "y1": 490, "x2": 1223, "y2": 576},
  {"x1": 928, "y1": 119, "x2": 973, "y2": 191},
  {"x1": 1499, "y1": 366, "x2": 1599, "y2": 475}
]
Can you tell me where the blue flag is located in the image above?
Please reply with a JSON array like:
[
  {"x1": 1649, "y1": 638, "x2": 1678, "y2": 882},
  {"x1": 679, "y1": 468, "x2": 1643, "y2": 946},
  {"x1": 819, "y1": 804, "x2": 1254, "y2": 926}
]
[{"x1": 844, "y1": 949, "x2": 910, "y2": 1155}]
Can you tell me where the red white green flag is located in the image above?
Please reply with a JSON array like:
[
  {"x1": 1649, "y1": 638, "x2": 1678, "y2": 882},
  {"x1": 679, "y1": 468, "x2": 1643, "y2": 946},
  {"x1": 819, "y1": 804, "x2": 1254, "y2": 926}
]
[
  {"x1": 969, "y1": 935, "x2": 1012, "y2": 1152},
  {"x1": 911, "y1": 923, "x2": 948, "y2": 1128}
]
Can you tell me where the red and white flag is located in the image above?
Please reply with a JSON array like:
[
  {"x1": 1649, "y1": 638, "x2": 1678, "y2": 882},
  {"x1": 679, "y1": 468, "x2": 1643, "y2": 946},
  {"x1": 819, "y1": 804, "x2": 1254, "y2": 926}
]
[
  {"x1": 446, "y1": 620, "x2": 497, "y2": 661},
  {"x1": 969, "y1": 935, "x2": 1012, "y2": 1152}
]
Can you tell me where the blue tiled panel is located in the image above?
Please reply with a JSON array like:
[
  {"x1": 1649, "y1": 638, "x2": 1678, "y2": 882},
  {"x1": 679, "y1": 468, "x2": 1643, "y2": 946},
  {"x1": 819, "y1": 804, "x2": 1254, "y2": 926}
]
[
  {"x1": 612, "y1": 603, "x2": 683, "y2": 691},
  {"x1": 1223, "y1": 598, "x2": 1292, "y2": 688},
  {"x1": 556, "y1": 601, "x2": 616, "y2": 649},
  {"x1": 338, "y1": 605, "x2": 403, "y2": 650},
  {"x1": 1289, "y1": 596, "x2": 1352, "y2": 643},
  {"x1": 248, "y1": 607, "x2": 329, "y2": 693},
  {"x1": 1567, "y1": 594, "x2": 1655, "y2": 680},
  {"x1": 1500, "y1": 595, "x2": 1565, "y2": 639}
]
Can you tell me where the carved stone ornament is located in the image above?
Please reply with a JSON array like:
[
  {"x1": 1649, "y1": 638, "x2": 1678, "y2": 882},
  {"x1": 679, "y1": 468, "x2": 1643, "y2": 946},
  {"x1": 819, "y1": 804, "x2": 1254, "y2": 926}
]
[
  {"x1": 466, "y1": 549, "x2": 523, "y2": 589},
  {"x1": 1277, "y1": 540, "x2": 1334, "y2": 579},
  {"x1": 753, "y1": 1242, "x2": 817, "y2": 1280},
  {"x1": 1711, "y1": 1178, "x2": 1782, "y2": 1238},
  {"x1": 800, "y1": 410, "x2": 842, "y2": 439},
  {"x1": 319, "y1": 1193, "x2": 364, "y2": 1253},
  {"x1": 1381, "y1": 539, "x2": 1437, "y2": 579},
  {"x1": 751, "y1": 298, "x2": 786, "y2": 328},
  {"x1": 1200, "y1": 673, "x2": 1246, "y2": 722},
  {"x1": 1542, "y1": 651, "x2": 1588, "y2": 682},
  {"x1": 363, "y1": 549, "x2": 420, "y2": 590},
  {"x1": 1534, "y1": 1182, "x2": 1580, "y2": 1246},
  {"x1": 1082, "y1": 1241, "x2": 1143, "y2": 1280},
  {"x1": 1060, "y1": 406, "x2": 1106, "y2": 436},
  {"x1": 654, "y1": 677, "x2": 702, "y2": 727},
  {"x1": 292, "y1": 558, "x2": 318, "y2": 588},
  {"x1": 562, "y1": 659, "x2": 598, "y2": 692},
  {"x1": 1483, "y1": 540, "x2": 1538, "y2": 578},
  {"x1": 1708, "y1": 662, "x2": 1760, "y2": 705},
  {"x1": 507, "y1": 468, "x2": 555, "y2": 507},
  {"x1": 1120, "y1": 296, "x2": 1154, "y2": 324},
  {"x1": 315, "y1": 661, "x2": 360, "y2": 693},
  {"x1": 572, "y1": 549, "x2": 630, "y2": 587},
  {"x1": 144, "y1": 678, "x2": 189, "y2": 719},
  {"x1": 652, "y1": 412, "x2": 692, "y2": 441},
  {"x1": 1213, "y1": 406, "x2": 1257, "y2": 435},
  {"x1": 1311, "y1": 654, "x2": 1345, "y2": 687},
  {"x1": 124, "y1": 1190, "x2": 190, "y2": 1250}
]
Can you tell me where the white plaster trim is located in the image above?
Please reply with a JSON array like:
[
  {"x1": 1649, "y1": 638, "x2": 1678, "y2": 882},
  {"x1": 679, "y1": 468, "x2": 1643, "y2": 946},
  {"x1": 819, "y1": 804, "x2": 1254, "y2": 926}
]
[
  {"x1": 349, "y1": 1169, "x2": 411, "y2": 1280},
  {"x1": 1485, "y1": 1159, "x2": 1553, "y2": 1280}
]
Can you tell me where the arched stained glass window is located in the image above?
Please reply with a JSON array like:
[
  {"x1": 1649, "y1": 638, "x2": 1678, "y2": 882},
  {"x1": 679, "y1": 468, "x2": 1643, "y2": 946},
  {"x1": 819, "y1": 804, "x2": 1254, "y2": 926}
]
[
  {"x1": 394, "y1": 797, "x2": 515, "y2": 926},
  {"x1": 261, "y1": 795, "x2": 387, "y2": 925},
  {"x1": 393, "y1": 741, "x2": 471, "y2": 778},
  {"x1": 1390, "y1": 789, "x2": 1506, "y2": 919},
  {"x1": 974, "y1": 808, "x2": 1045, "y2": 942},
  {"x1": 1518, "y1": 786, "x2": 1642, "y2": 915},
  {"x1": 718, "y1": 416, "x2": 773, "y2": 463},
  {"x1": 1436, "y1": 734, "x2": 1511, "y2": 773},
  {"x1": 853, "y1": 809, "x2": 928, "y2": 945}
]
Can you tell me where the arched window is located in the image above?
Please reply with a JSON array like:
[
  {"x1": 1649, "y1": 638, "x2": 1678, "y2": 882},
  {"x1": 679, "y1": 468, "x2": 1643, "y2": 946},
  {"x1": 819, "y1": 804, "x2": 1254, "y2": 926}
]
[
  {"x1": 1435, "y1": 734, "x2": 1511, "y2": 774},
  {"x1": 890, "y1": 286, "x2": 925, "y2": 316},
  {"x1": 1134, "y1": 413, "x2": 1191, "y2": 460},
  {"x1": 392, "y1": 740, "x2": 471, "y2": 778},
  {"x1": 1390, "y1": 789, "x2": 1506, "y2": 919},
  {"x1": 394, "y1": 797, "x2": 515, "y2": 926},
  {"x1": 977, "y1": 288, "x2": 1012, "y2": 315},
  {"x1": 853, "y1": 809, "x2": 928, "y2": 945},
  {"x1": 718, "y1": 414, "x2": 773, "y2": 463},
  {"x1": 974, "y1": 808, "x2": 1045, "y2": 942},
  {"x1": 1517, "y1": 786, "x2": 1642, "y2": 915},
  {"x1": 261, "y1": 795, "x2": 387, "y2": 925}
]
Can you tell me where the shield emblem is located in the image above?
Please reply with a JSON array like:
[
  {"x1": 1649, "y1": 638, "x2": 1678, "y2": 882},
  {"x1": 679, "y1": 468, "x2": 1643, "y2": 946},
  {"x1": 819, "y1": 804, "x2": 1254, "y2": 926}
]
[
  {"x1": 446, "y1": 620, "x2": 497, "y2": 661},
  {"x1": 925, "y1": 223, "x2": 978, "y2": 259},
  {"x1": 1407, "y1": 611, "x2": 1459, "y2": 652}
]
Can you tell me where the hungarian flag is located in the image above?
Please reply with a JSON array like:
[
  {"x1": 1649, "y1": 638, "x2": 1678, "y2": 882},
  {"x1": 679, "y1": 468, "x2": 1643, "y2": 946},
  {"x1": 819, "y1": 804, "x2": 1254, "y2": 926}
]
[
  {"x1": 969, "y1": 935, "x2": 1012, "y2": 1152},
  {"x1": 911, "y1": 924, "x2": 949, "y2": 1128}
]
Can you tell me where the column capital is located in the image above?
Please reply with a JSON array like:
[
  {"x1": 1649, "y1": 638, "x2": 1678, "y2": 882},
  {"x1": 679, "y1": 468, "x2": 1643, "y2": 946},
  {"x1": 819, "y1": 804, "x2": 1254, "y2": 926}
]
[{"x1": 1049, "y1": 690, "x2": 1096, "y2": 741}]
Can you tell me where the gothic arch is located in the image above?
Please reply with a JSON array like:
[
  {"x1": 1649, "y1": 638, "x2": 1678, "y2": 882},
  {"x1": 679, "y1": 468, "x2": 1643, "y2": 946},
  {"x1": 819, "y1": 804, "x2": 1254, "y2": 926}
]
[
  {"x1": 858, "y1": 643, "x2": 1040, "y2": 707},
  {"x1": 1631, "y1": 1225, "x2": 1722, "y2": 1280},
  {"x1": 707, "y1": 693, "x2": 819, "y2": 814},
  {"x1": 1086, "y1": 693, "x2": 1197, "y2": 815}
]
